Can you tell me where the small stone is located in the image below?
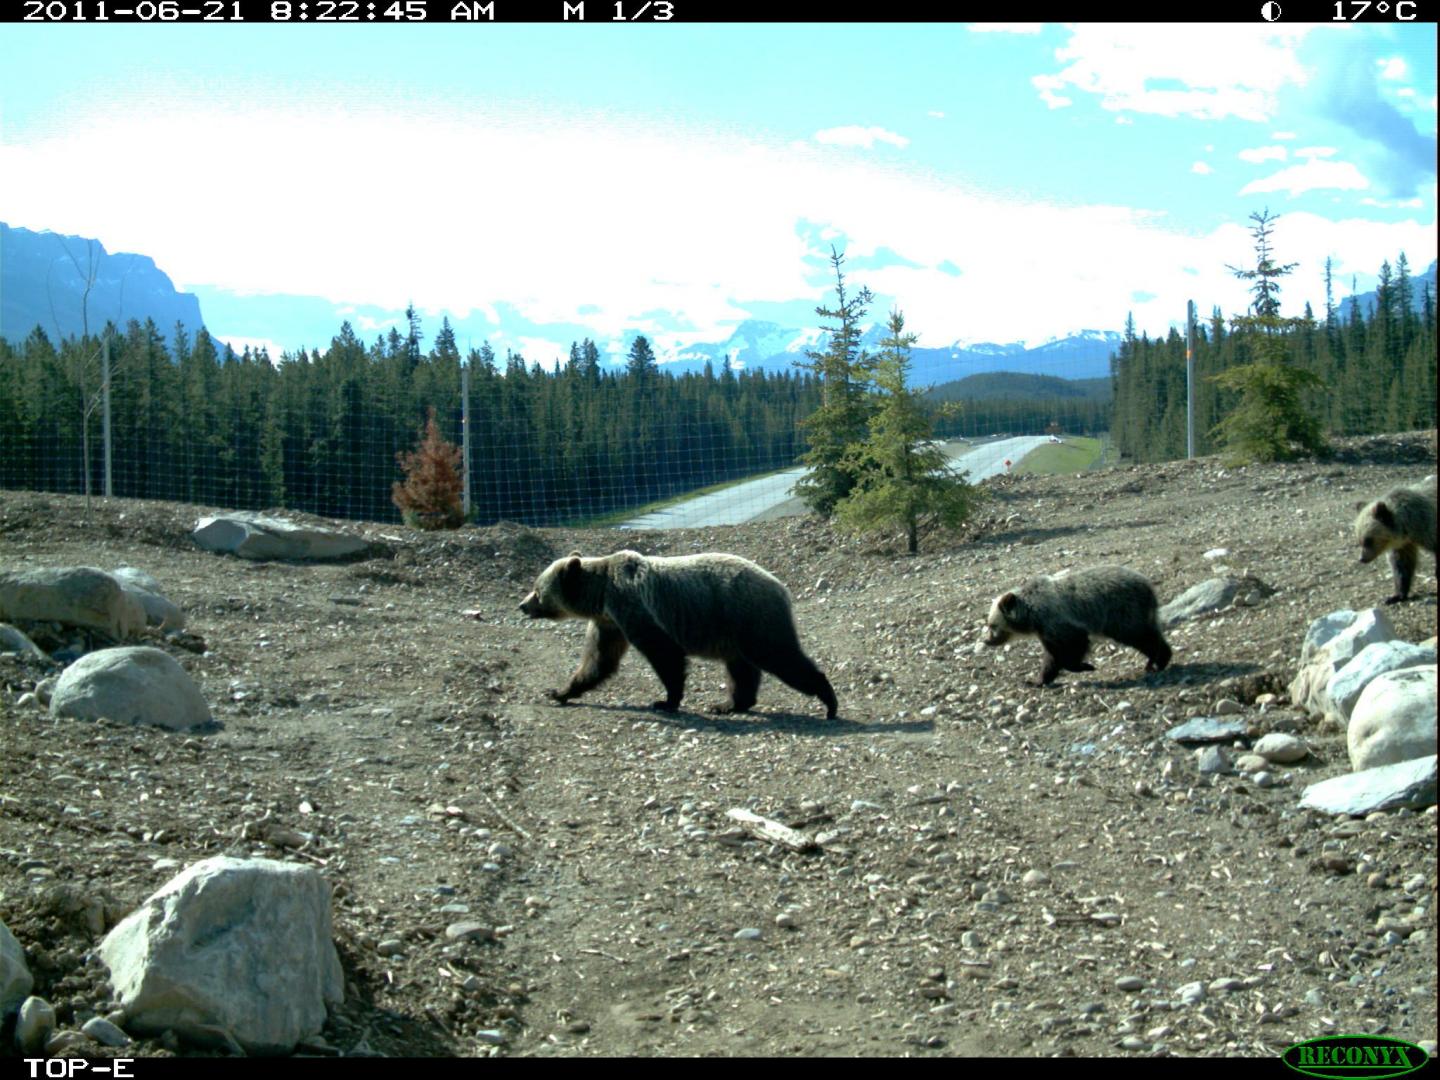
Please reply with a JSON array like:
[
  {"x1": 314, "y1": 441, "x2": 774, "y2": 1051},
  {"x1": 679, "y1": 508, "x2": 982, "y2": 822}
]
[
  {"x1": 1121, "y1": 1035, "x2": 1148, "y2": 1050},
  {"x1": 81, "y1": 1017, "x2": 130, "y2": 1047},
  {"x1": 775, "y1": 912, "x2": 798, "y2": 929},
  {"x1": 475, "y1": 1029, "x2": 507, "y2": 1046},
  {"x1": 1254, "y1": 732, "x2": 1308, "y2": 763},
  {"x1": 445, "y1": 922, "x2": 495, "y2": 942},
  {"x1": 1021, "y1": 870, "x2": 1049, "y2": 886},
  {"x1": 1214, "y1": 699, "x2": 1243, "y2": 716},
  {"x1": 960, "y1": 931, "x2": 983, "y2": 949},
  {"x1": 734, "y1": 928, "x2": 763, "y2": 941},
  {"x1": 376, "y1": 939, "x2": 404, "y2": 956},
  {"x1": 1209, "y1": 977, "x2": 1242, "y2": 993},
  {"x1": 1177, "y1": 981, "x2": 1205, "y2": 1005},
  {"x1": 1196, "y1": 745, "x2": 1234, "y2": 775},
  {"x1": 1235, "y1": 754, "x2": 1268, "y2": 773},
  {"x1": 15, "y1": 996, "x2": 57, "y2": 1055},
  {"x1": 1115, "y1": 976, "x2": 1145, "y2": 992}
]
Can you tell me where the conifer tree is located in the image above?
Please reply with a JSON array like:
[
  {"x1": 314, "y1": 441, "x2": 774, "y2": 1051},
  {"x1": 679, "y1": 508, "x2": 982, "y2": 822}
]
[
  {"x1": 834, "y1": 309, "x2": 979, "y2": 553},
  {"x1": 793, "y1": 247, "x2": 876, "y2": 517},
  {"x1": 391, "y1": 405, "x2": 464, "y2": 529},
  {"x1": 1209, "y1": 209, "x2": 1326, "y2": 463}
]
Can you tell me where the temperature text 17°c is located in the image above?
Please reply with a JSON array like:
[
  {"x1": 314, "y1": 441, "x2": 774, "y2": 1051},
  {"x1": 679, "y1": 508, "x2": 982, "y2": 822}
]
[{"x1": 1332, "y1": 0, "x2": 1418, "y2": 18}]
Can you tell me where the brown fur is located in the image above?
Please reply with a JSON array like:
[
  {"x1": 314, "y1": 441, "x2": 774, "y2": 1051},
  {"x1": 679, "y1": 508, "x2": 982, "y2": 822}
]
[
  {"x1": 519, "y1": 550, "x2": 838, "y2": 718},
  {"x1": 1353, "y1": 476, "x2": 1437, "y2": 604},
  {"x1": 984, "y1": 565, "x2": 1172, "y2": 686}
]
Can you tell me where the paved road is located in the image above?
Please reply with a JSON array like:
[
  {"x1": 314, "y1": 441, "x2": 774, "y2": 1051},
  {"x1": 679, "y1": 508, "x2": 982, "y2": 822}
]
[{"x1": 621, "y1": 435, "x2": 1051, "y2": 530}]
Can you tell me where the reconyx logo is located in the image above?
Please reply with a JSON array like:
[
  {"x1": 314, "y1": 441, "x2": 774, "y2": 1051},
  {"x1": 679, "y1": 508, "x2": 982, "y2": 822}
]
[{"x1": 1283, "y1": 1035, "x2": 1430, "y2": 1079}]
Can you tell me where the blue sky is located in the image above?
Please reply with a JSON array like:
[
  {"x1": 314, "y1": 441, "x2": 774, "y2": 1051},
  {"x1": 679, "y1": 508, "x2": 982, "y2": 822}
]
[{"x1": 2, "y1": 22, "x2": 1435, "y2": 364}]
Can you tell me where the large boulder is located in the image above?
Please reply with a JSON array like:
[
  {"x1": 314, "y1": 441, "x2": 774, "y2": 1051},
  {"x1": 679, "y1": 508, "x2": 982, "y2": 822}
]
[
  {"x1": 1289, "y1": 609, "x2": 1396, "y2": 719},
  {"x1": 1, "y1": 919, "x2": 33, "y2": 1015},
  {"x1": 50, "y1": 646, "x2": 212, "y2": 730},
  {"x1": 1299, "y1": 755, "x2": 1437, "y2": 816},
  {"x1": 1325, "y1": 641, "x2": 1436, "y2": 727},
  {"x1": 99, "y1": 857, "x2": 344, "y2": 1056},
  {"x1": 112, "y1": 568, "x2": 185, "y2": 631},
  {"x1": 1348, "y1": 666, "x2": 1438, "y2": 771},
  {"x1": 1159, "y1": 575, "x2": 1274, "y2": 628},
  {"x1": 192, "y1": 512, "x2": 369, "y2": 562},
  {"x1": 0, "y1": 567, "x2": 146, "y2": 640}
]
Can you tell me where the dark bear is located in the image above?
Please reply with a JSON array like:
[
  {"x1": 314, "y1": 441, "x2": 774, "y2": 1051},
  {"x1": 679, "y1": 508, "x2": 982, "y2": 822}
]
[
  {"x1": 1353, "y1": 476, "x2": 1437, "y2": 604},
  {"x1": 519, "y1": 549, "x2": 838, "y2": 718},
  {"x1": 984, "y1": 565, "x2": 1172, "y2": 686}
]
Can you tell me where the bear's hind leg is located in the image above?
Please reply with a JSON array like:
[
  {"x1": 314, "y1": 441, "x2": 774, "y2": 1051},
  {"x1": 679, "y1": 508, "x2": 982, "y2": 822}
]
[
  {"x1": 717, "y1": 658, "x2": 761, "y2": 715},
  {"x1": 552, "y1": 621, "x2": 629, "y2": 705},
  {"x1": 754, "y1": 648, "x2": 839, "y2": 719}
]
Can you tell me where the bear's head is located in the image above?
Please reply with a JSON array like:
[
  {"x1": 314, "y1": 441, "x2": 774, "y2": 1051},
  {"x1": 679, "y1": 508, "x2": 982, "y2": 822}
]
[
  {"x1": 984, "y1": 591, "x2": 1023, "y2": 646},
  {"x1": 1353, "y1": 501, "x2": 1397, "y2": 564},
  {"x1": 520, "y1": 551, "x2": 601, "y2": 620}
]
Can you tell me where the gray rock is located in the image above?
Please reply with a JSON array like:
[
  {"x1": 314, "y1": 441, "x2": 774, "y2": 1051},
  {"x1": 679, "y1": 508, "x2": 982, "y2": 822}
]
[
  {"x1": 0, "y1": 920, "x2": 33, "y2": 1014},
  {"x1": 193, "y1": 512, "x2": 369, "y2": 562},
  {"x1": 1299, "y1": 755, "x2": 1437, "y2": 816},
  {"x1": 112, "y1": 570, "x2": 186, "y2": 632},
  {"x1": 1348, "y1": 666, "x2": 1437, "y2": 771},
  {"x1": 50, "y1": 646, "x2": 212, "y2": 730},
  {"x1": 0, "y1": 567, "x2": 146, "y2": 640},
  {"x1": 1197, "y1": 745, "x2": 1235, "y2": 775},
  {"x1": 98, "y1": 856, "x2": 344, "y2": 1056},
  {"x1": 1160, "y1": 576, "x2": 1272, "y2": 628},
  {"x1": 1254, "y1": 732, "x2": 1308, "y2": 764},
  {"x1": 1166, "y1": 717, "x2": 1249, "y2": 744},
  {"x1": 1291, "y1": 609, "x2": 1397, "y2": 719},
  {"x1": 1327, "y1": 642, "x2": 1437, "y2": 726},
  {"x1": 0, "y1": 623, "x2": 48, "y2": 661},
  {"x1": 15, "y1": 995, "x2": 56, "y2": 1053},
  {"x1": 1177, "y1": 981, "x2": 1205, "y2": 1005},
  {"x1": 81, "y1": 1016, "x2": 131, "y2": 1047}
]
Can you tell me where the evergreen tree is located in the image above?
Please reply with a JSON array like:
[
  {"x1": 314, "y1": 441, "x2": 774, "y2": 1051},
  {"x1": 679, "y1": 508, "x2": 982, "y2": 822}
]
[
  {"x1": 1210, "y1": 209, "x2": 1326, "y2": 463},
  {"x1": 792, "y1": 247, "x2": 876, "y2": 516},
  {"x1": 834, "y1": 309, "x2": 979, "y2": 553},
  {"x1": 626, "y1": 335, "x2": 658, "y2": 379},
  {"x1": 392, "y1": 405, "x2": 464, "y2": 529}
]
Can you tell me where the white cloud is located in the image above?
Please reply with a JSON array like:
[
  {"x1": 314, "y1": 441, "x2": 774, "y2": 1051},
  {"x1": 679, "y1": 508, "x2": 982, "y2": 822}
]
[
  {"x1": 1239, "y1": 145, "x2": 1288, "y2": 164},
  {"x1": 2, "y1": 99, "x2": 1431, "y2": 350},
  {"x1": 1377, "y1": 57, "x2": 1408, "y2": 81},
  {"x1": 1191, "y1": 161, "x2": 1213, "y2": 175},
  {"x1": 1034, "y1": 25, "x2": 1312, "y2": 122},
  {"x1": 1295, "y1": 145, "x2": 1338, "y2": 159},
  {"x1": 1239, "y1": 158, "x2": 1370, "y2": 196},
  {"x1": 1271, "y1": 130, "x2": 1298, "y2": 140},
  {"x1": 813, "y1": 125, "x2": 910, "y2": 149}
]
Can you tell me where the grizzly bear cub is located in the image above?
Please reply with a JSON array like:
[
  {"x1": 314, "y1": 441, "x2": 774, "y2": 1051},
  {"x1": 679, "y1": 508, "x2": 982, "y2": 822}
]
[
  {"x1": 984, "y1": 565, "x2": 1172, "y2": 686},
  {"x1": 1353, "y1": 476, "x2": 1437, "y2": 604},
  {"x1": 520, "y1": 550, "x2": 838, "y2": 718}
]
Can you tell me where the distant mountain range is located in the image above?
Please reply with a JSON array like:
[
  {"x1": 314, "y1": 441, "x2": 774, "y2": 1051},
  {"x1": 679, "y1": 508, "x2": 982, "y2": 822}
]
[
  {"x1": 4, "y1": 222, "x2": 1430, "y2": 389},
  {"x1": 0, "y1": 223, "x2": 204, "y2": 344}
]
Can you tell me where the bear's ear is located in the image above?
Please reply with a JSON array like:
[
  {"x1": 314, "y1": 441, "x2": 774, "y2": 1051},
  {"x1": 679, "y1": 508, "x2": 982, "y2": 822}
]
[
  {"x1": 1372, "y1": 501, "x2": 1396, "y2": 528},
  {"x1": 1353, "y1": 499, "x2": 1367, "y2": 512},
  {"x1": 998, "y1": 592, "x2": 1019, "y2": 615},
  {"x1": 561, "y1": 555, "x2": 582, "y2": 581},
  {"x1": 568, "y1": 550, "x2": 582, "y2": 558}
]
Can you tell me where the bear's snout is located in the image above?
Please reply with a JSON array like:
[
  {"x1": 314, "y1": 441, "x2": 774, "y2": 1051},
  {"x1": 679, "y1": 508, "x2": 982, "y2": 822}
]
[
  {"x1": 983, "y1": 625, "x2": 1009, "y2": 646},
  {"x1": 519, "y1": 592, "x2": 542, "y2": 617}
]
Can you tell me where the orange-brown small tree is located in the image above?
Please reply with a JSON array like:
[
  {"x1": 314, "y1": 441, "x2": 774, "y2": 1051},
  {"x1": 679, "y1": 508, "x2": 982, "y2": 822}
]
[{"x1": 392, "y1": 406, "x2": 465, "y2": 529}]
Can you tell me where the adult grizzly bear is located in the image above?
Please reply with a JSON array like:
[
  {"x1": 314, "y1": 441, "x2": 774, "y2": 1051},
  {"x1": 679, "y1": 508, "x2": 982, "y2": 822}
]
[
  {"x1": 1353, "y1": 476, "x2": 1437, "y2": 604},
  {"x1": 519, "y1": 550, "x2": 838, "y2": 718},
  {"x1": 984, "y1": 565, "x2": 1172, "y2": 686}
]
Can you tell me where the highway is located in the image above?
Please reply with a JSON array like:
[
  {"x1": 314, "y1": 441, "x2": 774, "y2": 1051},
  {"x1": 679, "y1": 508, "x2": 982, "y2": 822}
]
[{"x1": 621, "y1": 435, "x2": 1051, "y2": 530}]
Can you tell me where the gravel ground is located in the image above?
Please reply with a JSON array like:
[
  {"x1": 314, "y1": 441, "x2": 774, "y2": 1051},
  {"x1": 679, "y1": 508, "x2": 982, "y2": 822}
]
[{"x1": 0, "y1": 430, "x2": 1436, "y2": 1059}]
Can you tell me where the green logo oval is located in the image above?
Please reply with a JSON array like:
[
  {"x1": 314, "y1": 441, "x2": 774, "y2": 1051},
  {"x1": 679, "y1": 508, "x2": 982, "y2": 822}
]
[{"x1": 1283, "y1": 1035, "x2": 1430, "y2": 1079}]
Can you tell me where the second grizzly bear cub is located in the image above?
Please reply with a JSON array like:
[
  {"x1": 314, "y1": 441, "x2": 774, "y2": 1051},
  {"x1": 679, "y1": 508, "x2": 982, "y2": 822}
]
[
  {"x1": 519, "y1": 549, "x2": 838, "y2": 718},
  {"x1": 1353, "y1": 476, "x2": 1437, "y2": 604},
  {"x1": 985, "y1": 565, "x2": 1172, "y2": 686}
]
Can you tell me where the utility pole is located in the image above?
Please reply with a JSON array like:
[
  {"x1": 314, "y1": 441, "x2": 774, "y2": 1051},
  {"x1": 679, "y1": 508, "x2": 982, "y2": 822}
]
[{"x1": 1186, "y1": 300, "x2": 1196, "y2": 459}]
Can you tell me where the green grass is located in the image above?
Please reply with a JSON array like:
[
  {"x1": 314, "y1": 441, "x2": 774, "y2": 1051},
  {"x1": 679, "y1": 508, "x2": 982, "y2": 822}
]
[
  {"x1": 560, "y1": 468, "x2": 792, "y2": 529},
  {"x1": 1012, "y1": 436, "x2": 1104, "y2": 476}
]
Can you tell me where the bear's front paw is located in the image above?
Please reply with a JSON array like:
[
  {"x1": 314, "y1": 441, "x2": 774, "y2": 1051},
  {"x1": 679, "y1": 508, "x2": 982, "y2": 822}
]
[
  {"x1": 711, "y1": 701, "x2": 748, "y2": 716},
  {"x1": 651, "y1": 699, "x2": 681, "y2": 713},
  {"x1": 1384, "y1": 594, "x2": 1406, "y2": 605},
  {"x1": 547, "y1": 689, "x2": 572, "y2": 706}
]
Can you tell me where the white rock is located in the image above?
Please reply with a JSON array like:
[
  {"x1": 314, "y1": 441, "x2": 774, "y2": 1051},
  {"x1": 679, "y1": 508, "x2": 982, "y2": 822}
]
[
  {"x1": 50, "y1": 646, "x2": 212, "y2": 731},
  {"x1": 81, "y1": 1016, "x2": 131, "y2": 1047},
  {"x1": 1290, "y1": 609, "x2": 1397, "y2": 719},
  {"x1": 1348, "y1": 667, "x2": 1438, "y2": 771},
  {"x1": 1299, "y1": 755, "x2": 1437, "y2": 816},
  {"x1": 0, "y1": 624, "x2": 47, "y2": 661},
  {"x1": 1326, "y1": 641, "x2": 1437, "y2": 726},
  {"x1": 0, "y1": 567, "x2": 146, "y2": 641},
  {"x1": 1253, "y1": 733, "x2": 1308, "y2": 764},
  {"x1": 99, "y1": 856, "x2": 344, "y2": 1056},
  {"x1": 15, "y1": 996, "x2": 56, "y2": 1054},
  {"x1": 0, "y1": 921, "x2": 33, "y2": 1014},
  {"x1": 193, "y1": 512, "x2": 369, "y2": 562},
  {"x1": 112, "y1": 571, "x2": 186, "y2": 632}
]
